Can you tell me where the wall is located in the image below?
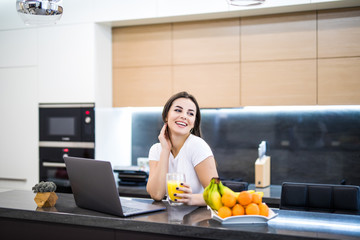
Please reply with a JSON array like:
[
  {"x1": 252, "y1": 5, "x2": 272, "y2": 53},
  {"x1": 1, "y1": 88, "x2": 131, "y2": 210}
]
[{"x1": 131, "y1": 106, "x2": 360, "y2": 186}]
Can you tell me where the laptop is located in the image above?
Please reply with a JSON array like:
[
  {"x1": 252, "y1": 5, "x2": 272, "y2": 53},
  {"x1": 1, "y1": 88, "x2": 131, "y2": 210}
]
[{"x1": 63, "y1": 156, "x2": 166, "y2": 217}]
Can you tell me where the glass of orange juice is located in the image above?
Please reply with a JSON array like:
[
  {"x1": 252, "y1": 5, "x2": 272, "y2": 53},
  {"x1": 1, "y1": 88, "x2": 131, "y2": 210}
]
[{"x1": 166, "y1": 173, "x2": 185, "y2": 206}]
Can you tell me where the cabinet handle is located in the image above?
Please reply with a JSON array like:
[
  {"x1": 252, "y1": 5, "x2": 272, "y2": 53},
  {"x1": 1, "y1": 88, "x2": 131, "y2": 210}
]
[
  {"x1": 0, "y1": 177, "x2": 27, "y2": 182},
  {"x1": 42, "y1": 162, "x2": 66, "y2": 168}
]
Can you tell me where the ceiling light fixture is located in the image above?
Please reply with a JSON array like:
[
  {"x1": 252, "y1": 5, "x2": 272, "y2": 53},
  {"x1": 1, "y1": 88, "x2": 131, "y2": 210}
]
[
  {"x1": 226, "y1": 0, "x2": 265, "y2": 6},
  {"x1": 16, "y1": 0, "x2": 63, "y2": 26}
]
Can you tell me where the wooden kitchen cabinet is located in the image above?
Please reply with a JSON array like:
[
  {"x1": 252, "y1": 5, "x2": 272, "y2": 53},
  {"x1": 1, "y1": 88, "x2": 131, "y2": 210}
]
[
  {"x1": 112, "y1": 24, "x2": 172, "y2": 68},
  {"x1": 318, "y1": 57, "x2": 360, "y2": 105},
  {"x1": 112, "y1": 7, "x2": 360, "y2": 107},
  {"x1": 173, "y1": 18, "x2": 240, "y2": 64},
  {"x1": 318, "y1": 7, "x2": 360, "y2": 58},
  {"x1": 173, "y1": 63, "x2": 240, "y2": 108},
  {"x1": 240, "y1": 11, "x2": 317, "y2": 106},
  {"x1": 241, "y1": 60, "x2": 317, "y2": 106},
  {"x1": 112, "y1": 23, "x2": 172, "y2": 107},
  {"x1": 113, "y1": 66, "x2": 172, "y2": 107},
  {"x1": 317, "y1": 7, "x2": 360, "y2": 105},
  {"x1": 241, "y1": 12, "x2": 317, "y2": 61}
]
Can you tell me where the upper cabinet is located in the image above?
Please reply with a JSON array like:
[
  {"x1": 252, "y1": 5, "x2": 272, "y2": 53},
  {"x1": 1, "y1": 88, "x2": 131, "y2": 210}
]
[
  {"x1": 318, "y1": 8, "x2": 360, "y2": 58},
  {"x1": 113, "y1": 19, "x2": 241, "y2": 108},
  {"x1": 241, "y1": 12, "x2": 317, "y2": 106},
  {"x1": 113, "y1": 7, "x2": 360, "y2": 107},
  {"x1": 173, "y1": 63, "x2": 240, "y2": 108},
  {"x1": 241, "y1": 60, "x2": 317, "y2": 106},
  {"x1": 317, "y1": 8, "x2": 360, "y2": 105},
  {"x1": 318, "y1": 58, "x2": 360, "y2": 105},
  {"x1": 241, "y1": 12, "x2": 317, "y2": 61},
  {"x1": 113, "y1": 24, "x2": 172, "y2": 68},
  {"x1": 172, "y1": 19, "x2": 241, "y2": 108},
  {"x1": 173, "y1": 19, "x2": 240, "y2": 64},
  {"x1": 113, "y1": 66, "x2": 172, "y2": 107},
  {"x1": 112, "y1": 24, "x2": 172, "y2": 107}
]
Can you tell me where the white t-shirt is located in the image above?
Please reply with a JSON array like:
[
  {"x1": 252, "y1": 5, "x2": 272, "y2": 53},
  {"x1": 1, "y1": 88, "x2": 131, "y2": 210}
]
[{"x1": 148, "y1": 134, "x2": 213, "y2": 194}]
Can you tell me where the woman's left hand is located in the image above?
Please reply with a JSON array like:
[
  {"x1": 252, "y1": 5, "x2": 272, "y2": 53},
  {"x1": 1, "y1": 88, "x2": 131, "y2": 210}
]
[{"x1": 174, "y1": 182, "x2": 196, "y2": 205}]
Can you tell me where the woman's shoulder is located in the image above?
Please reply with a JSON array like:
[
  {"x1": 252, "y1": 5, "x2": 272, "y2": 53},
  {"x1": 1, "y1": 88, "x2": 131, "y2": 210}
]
[
  {"x1": 149, "y1": 142, "x2": 161, "y2": 151},
  {"x1": 148, "y1": 142, "x2": 161, "y2": 160},
  {"x1": 187, "y1": 134, "x2": 209, "y2": 147}
]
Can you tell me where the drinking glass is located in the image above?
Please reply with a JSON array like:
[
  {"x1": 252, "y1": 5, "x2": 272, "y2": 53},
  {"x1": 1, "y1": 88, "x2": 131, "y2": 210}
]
[{"x1": 166, "y1": 173, "x2": 186, "y2": 206}]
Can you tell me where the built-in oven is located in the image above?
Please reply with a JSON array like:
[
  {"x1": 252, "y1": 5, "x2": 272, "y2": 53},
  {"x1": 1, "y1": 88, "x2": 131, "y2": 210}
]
[
  {"x1": 39, "y1": 146, "x2": 94, "y2": 193},
  {"x1": 39, "y1": 103, "x2": 95, "y2": 193}
]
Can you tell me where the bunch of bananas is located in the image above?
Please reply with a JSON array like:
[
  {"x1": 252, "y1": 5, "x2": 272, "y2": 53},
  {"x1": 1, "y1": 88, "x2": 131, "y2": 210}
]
[{"x1": 203, "y1": 177, "x2": 236, "y2": 211}]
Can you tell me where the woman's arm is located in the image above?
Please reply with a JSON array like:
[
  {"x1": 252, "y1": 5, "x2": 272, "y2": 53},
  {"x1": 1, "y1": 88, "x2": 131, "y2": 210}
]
[
  {"x1": 146, "y1": 153, "x2": 169, "y2": 201},
  {"x1": 146, "y1": 124, "x2": 172, "y2": 201},
  {"x1": 176, "y1": 156, "x2": 219, "y2": 206}
]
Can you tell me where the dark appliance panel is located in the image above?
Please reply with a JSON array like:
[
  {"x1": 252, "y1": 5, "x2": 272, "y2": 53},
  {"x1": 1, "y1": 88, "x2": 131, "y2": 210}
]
[
  {"x1": 39, "y1": 103, "x2": 95, "y2": 193},
  {"x1": 39, "y1": 147, "x2": 94, "y2": 193},
  {"x1": 39, "y1": 103, "x2": 95, "y2": 142}
]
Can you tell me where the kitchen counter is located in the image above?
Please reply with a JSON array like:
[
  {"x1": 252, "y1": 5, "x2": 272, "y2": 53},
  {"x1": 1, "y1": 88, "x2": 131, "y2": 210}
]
[
  {"x1": 118, "y1": 184, "x2": 281, "y2": 208},
  {"x1": 1, "y1": 190, "x2": 359, "y2": 240}
]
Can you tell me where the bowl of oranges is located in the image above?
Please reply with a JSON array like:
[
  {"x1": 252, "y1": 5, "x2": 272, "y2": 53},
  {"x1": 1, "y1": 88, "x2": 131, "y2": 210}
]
[{"x1": 209, "y1": 190, "x2": 277, "y2": 224}]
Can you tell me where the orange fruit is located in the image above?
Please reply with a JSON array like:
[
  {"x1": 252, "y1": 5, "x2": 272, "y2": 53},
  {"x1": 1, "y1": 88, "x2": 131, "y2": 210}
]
[
  {"x1": 252, "y1": 192, "x2": 262, "y2": 204},
  {"x1": 221, "y1": 193, "x2": 237, "y2": 208},
  {"x1": 245, "y1": 203, "x2": 260, "y2": 215},
  {"x1": 238, "y1": 191, "x2": 252, "y2": 206},
  {"x1": 218, "y1": 206, "x2": 232, "y2": 219},
  {"x1": 259, "y1": 203, "x2": 269, "y2": 217},
  {"x1": 232, "y1": 204, "x2": 244, "y2": 216}
]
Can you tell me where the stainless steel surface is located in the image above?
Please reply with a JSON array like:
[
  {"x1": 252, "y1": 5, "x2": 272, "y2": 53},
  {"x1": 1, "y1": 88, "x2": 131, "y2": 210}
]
[
  {"x1": 39, "y1": 141, "x2": 95, "y2": 148},
  {"x1": 16, "y1": 0, "x2": 63, "y2": 15},
  {"x1": 42, "y1": 162, "x2": 66, "y2": 168},
  {"x1": 226, "y1": 0, "x2": 265, "y2": 6},
  {"x1": 16, "y1": 0, "x2": 63, "y2": 25},
  {"x1": 39, "y1": 103, "x2": 95, "y2": 108},
  {"x1": 0, "y1": 177, "x2": 27, "y2": 182}
]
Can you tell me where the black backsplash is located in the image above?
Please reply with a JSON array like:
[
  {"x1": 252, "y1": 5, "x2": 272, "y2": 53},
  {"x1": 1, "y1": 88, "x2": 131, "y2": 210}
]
[{"x1": 132, "y1": 107, "x2": 360, "y2": 186}]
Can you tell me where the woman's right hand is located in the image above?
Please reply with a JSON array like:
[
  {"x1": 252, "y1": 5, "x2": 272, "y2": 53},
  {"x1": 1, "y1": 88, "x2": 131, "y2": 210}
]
[{"x1": 159, "y1": 123, "x2": 172, "y2": 151}]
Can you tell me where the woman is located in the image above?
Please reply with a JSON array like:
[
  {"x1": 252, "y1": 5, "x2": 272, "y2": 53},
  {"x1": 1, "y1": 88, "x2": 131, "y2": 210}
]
[{"x1": 146, "y1": 91, "x2": 219, "y2": 206}]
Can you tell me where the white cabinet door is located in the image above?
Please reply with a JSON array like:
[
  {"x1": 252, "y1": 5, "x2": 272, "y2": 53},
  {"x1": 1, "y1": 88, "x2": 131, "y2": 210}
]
[
  {"x1": 0, "y1": 67, "x2": 38, "y2": 190},
  {"x1": 37, "y1": 24, "x2": 95, "y2": 103},
  {"x1": 0, "y1": 28, "x2": 37, "y2": 67}
]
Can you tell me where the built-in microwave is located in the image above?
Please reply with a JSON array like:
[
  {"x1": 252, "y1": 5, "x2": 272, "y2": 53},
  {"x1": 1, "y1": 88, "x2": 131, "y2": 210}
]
[{"x1": 39, "y1": 103, "x2": 95, "y2": 143}]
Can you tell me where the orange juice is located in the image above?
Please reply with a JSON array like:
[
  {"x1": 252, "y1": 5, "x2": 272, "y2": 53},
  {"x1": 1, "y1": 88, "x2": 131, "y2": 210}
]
[
  {"x1": 166, "y1": 173, "x2": 185, "y2": 205},
  {"x1": 167, "y1": 180, "x2": 183, "y2": 201}
]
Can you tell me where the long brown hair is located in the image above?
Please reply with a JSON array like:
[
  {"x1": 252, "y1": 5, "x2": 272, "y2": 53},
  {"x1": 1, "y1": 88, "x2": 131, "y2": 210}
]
[{"x1": 162, "y1": 91, "x2": 202, "y2": 138}]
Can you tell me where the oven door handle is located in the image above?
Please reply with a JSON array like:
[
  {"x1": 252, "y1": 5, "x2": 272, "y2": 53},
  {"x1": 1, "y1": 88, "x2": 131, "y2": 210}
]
[{"x1": 42, "y1": 162, "x2": 66, "y2": 168}]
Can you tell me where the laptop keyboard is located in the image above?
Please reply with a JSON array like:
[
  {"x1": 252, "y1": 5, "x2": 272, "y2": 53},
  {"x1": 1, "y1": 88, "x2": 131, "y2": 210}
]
[{"x1": 122, "y1": 205, "x2": 143, "y2": 214}]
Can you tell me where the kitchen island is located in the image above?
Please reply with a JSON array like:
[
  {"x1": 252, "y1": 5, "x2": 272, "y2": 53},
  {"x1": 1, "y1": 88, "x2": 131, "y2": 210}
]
[{"x1": 0, "y1": 190, "x2": 359, "y2": 240}]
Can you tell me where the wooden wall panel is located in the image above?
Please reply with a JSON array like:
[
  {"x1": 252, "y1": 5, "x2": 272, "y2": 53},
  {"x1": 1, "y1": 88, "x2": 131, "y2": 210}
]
[
  {"x1": 112, "y1": 24, "x2": 172, "y2": 67},
  {"x1": 241, "y1": 12, "x2": 317, "y2": 61},
  {"x1": 318, "y1": 57, "x2": 360, "y2": 105},
  {"x1": 318, "y1": 7, "x2": 360, "y2": 58},
  {"x1": 113, "y1": 66, "x2": 172, "y2": 107},
  {"x1": 173, "y1": 63, "x2": 240, "y2": 108},
  {"x1": 173, "y1": 19, "x2": 240, "y2": 64},
  {"x1": 241, "y1": 60, "x2": 317, "y2": 106}
]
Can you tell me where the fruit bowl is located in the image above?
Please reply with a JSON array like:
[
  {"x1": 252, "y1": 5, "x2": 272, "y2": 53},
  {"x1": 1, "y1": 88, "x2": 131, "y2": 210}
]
[{"x1": 208, "y1": 206, "x2": 278, "y2": 224}]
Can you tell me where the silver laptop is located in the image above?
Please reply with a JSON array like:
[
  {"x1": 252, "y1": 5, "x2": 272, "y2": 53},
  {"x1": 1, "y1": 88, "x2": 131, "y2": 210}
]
[{"x1": 64, "y1": 156, "x2": 165, "y2": 217}]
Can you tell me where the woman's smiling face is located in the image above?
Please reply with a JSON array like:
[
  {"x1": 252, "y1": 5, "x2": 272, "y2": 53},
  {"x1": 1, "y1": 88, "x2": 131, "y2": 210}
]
[{"x1": 166, "y1": 98, "x2": 196, "y2": 136}]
